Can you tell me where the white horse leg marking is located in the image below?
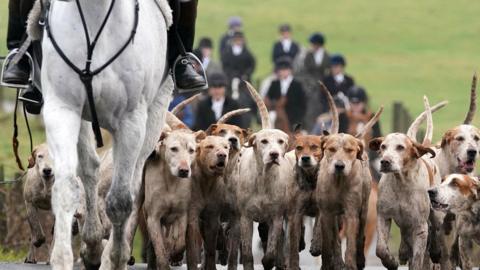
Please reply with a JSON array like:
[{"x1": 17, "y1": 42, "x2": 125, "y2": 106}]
[
  {"x1": 44, "y1": 103, "x2": 81, "y2": 270},
  {"x1": 100, "y1": 102, "x2": 148, "y2": 270},
  {"x1": 76, "y1": 121, "x2": 104, "y2": 267}
]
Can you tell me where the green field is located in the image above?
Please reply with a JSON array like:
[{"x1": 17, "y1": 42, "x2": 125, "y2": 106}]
[{"x1": 0, "y1": 0, "x2": 479, "y2": 262}]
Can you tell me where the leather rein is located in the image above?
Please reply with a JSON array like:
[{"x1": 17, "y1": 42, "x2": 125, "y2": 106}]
[{"x1": 42, "y1": 0, "x2": 140, "y2": 147}]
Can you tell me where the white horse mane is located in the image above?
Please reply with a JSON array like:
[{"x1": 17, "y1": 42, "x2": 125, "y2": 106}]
[{"x1": 27, "y1": 0, "x2": 173, "y2": 41}]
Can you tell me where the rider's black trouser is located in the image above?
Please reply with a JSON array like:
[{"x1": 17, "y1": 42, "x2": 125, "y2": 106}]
[
  {"x1": 7, "y1": 0, "x2": 35, "y2": 50},
  {"x1": 168, "y1": 0, "x2": 198, "y2": 66}
]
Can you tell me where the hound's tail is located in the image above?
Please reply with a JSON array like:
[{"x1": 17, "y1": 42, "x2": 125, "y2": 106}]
[
  {"x1": 355, "y1": 106, "x2": 384, "y2": 139},
  {"x1": 171, "y1": 93, "x2": 201, "y2": 116},
  {"x1": 244, "y1": 81, "x2": 271, "y2": 129},
  {"x1": 423, "y1": 96, "x2": 433, "y2": 145},
  {"x1": 318, "y1": 81, "x2": 339, "y2": 134},
  {"x1": 217, "y1": 108, "x2": 251, "y2": 124},
  {"x1": 463, "y1": 72, "x2": 477, "y2": 125},
  {"x1": 406, "y1": 101, "x2": 448, "y2": 142},
  {"x1": 165, "y1": 112, "x2": 189, "y2": 130}
]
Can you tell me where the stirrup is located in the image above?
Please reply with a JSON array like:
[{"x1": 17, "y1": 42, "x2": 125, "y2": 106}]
[
  {"x1": 172, "y1": 52, "x2": 208, "y2": 93},
  {"x1": 0, "y1": 49, "x2": 34, "y2": 89}
]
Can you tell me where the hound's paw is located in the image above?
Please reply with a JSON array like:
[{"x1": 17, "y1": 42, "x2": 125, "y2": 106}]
[
  {"x1": 33, "y1": 236, "x2": 46, "y2": 247},
  {"x1": 262, "y1": 254, "x2": 275, "y2": 270},
  {"x1": 24, "y1": 257, "x2": 37, "y2": 264}
]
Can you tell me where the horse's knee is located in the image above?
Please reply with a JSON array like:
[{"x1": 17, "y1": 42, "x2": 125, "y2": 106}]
[{"x1": 106, "y1": 189, "x2": 132, "y2": 225}]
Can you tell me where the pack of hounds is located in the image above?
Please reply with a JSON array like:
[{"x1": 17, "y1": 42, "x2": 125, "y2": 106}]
[{"x1": 23, "y1": 75, "x2": 480, "y2": 270}]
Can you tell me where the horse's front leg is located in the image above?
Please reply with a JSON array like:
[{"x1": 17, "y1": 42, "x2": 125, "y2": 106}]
[{"x1": 43, "y1": 103, "x2": 82, "y2": 270}]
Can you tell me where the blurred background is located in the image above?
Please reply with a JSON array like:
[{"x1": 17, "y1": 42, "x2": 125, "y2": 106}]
[{"x1": 0, "y1": 0, "x2": 479, "y2": 264}]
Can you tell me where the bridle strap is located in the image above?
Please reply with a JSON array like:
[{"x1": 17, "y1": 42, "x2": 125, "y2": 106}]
[{"x1": 44, "y1": 0, "x2": 140, "y2": 147}]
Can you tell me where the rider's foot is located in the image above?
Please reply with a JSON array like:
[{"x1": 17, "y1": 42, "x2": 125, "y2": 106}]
[
  {"x1": 19, "y1": 85, "x2": 43, "y2": 115},
  {"x1": 2, "y1": 61, "x2": 29, "y2": 85},
  {"x1": 173, "y1": 54, "x2": 207, "y2": 92}
]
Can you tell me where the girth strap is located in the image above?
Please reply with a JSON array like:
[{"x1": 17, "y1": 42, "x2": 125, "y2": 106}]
[{"x1": 43, "y1": 0, "x2": 140, "y2": 147}]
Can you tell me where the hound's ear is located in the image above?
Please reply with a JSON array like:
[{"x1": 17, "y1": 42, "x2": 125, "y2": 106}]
[
  {"x1": 159, "y1": 131, "x2": 169, "y2": 143},
  {"x1": 194, "y1": 131, "x2": 206, "y2": 142},
  {"x1": 205, "y1": 124, "x2": 218, "y2": 135},
  {"x1": 441, "y1": 130, "x2": 454, "y2": 148},
  {"x1": 27, "y1": 149, "x2": 37, "y2": 169},
  {"x1": 293, "y1": 124, "x2": 302, "y2": 136},
  {"x1": 412, "y1": 142, "x2": 436, "y2": 159},
  {"x1": 247, "y1": 134, "x2": 256, "y2": 147},
  {"x1": 470, "y1": 177, "x2": 480, "y2": 200},
  {"x1": 356, "y1": 139, "x2": 365, "y2": 160},
  {"x1": 242, "y1": 128, "x2": 252, "y2": 140},
  {"x1": 368, "y1": 137, "x2": 384, "y2": 152}
]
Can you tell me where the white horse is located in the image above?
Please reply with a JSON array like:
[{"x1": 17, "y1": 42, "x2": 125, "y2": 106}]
[{"x1": 41, "y1": 0, "x2": 172, "y2": 269}]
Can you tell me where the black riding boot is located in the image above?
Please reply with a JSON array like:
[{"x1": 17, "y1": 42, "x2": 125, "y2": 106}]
[
  {"x1": 3, "y1": 0, "x2": 34, "y2": 85},
  {"x1": 168, "y1": 0, "x2": 207, "y2": 92}
]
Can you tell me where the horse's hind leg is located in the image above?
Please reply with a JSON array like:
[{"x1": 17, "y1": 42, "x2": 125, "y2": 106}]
[
  {"x1": 43, "y1": 105, "x2": 82, "y2": 270},
  {"x1": 124, "y1": 78, "x2": 173, "y2": 260},
  {"x1": 99, "y1": 105, "x2": 148, "y2": 270},
  {"x1": 77, "y1": 121, "x2": 104, "y2": 269}
]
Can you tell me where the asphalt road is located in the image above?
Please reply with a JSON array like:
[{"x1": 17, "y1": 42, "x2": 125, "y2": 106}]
[{"x1": 0, "y1": 264, "x2": 410, "y2": 270}]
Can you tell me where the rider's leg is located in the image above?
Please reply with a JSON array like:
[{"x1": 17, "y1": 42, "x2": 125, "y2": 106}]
[
  {"x1": 3, "y1": 0, "x2": 35, "y2": 85},
  {"x1": 168, "y1": 0, "x2": 207, "y2": 92}
]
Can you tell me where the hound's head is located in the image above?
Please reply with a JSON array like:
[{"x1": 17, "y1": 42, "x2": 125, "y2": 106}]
[
  {"x1": 197, "y1": 136, "x2": 230, "y2": 176},
  {"x1": 369, "y1": 133, "x2": 435, "y2": 174},
  {"x1": 321, "y1": 133, "x2": 364, "y2": 176},
  {"x1": 206, "y1": 123, "x2": 250, "y2": 152},
  {"x1": 293, "y1": 134, "x2": 323, "y2": 172},
  {"x1": 428, "y1": 174, "x2": 480, "y2": 213},
  {"x1": 441, "y1": 125, "x2": 480, "y2": 174},
  {"x1": 247, "y1": 129, "x2": 289, "y2": 165},
  {"x1": 156, "y1": 130, "x2": 206, "y2": 178},
  {"x1": 28, "y1": 143, "x2": 54, "y2": 182}
]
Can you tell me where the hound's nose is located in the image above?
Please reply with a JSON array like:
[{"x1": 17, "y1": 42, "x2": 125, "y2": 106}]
[
  {"x1": 270, "y1": 152, "x2": 279, "y2": 160},
  {"x1": 428, "y1": 189, "x2": 437, "y2": 198},
  {"x1": 380, "y1": 159, "x2": 391, "y2": 167},
  {"x1": 43, "y1": 168, "x2": 52, "y2": 176},
  {"x1": 217, "y1": 152, "x2": 227, "y2": 161},
  {"x1": 228, "y1": 137, "x2": 238, "y2": 145},
  {"x1": 178, "y1": 168, "x2": 190, "y2": 178},
  {"x1": 467, "y1": 149, "x2": 477, "y2": 159},
  {"x1": 301, "y1": 156, "x2": 311, "y2": 163},
  {"x1": 334, "y1": 161, "x2": 345, "y2": 171}
]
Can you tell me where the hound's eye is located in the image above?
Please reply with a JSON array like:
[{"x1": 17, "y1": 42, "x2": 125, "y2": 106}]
[
  {"x1": 396, "y1": 145, "x2": 405, "y2": 151},
  {"x1": 380, "y1": 144, "x2": 386, "y2": 150},
  {"x1": 219, "y1": 129, "x2": 227, "y2": 134},
  {"x1": 261, "y1": 139, "x2": 268, "y2": 144},
  {"x1": 328, "y1": 147, "x2": 336, "y2": 153},
  {"x1": 206, "y1": 145, "x2": 215, "y2": 149},
  {"x1": 344, "y1": 148, "x2": 354, "y2": 154},
  {"x1": 37, "y1": 155, "x2": 44, "y2": 159},
  {"x1": 224, "y1": 146, "x2": 229, "y2": 150},
  {"x1": 456, "y1": 136, "x2": 465, "y2": 142},
  {"x1": 170, "y1": 147, "x2": 179, "y2": 152},
  {"x1": 449, "y1": 180, "x2": 458, "y2": 187},
  {"x1": 188, "y1": 148, "x2": 195, "y2": 154},
  {"x1": 296, "y1": 146, "x2": 303, "y2": 151},
  {"x1": 278, "y1": 139, "x2": 285, "y2": 145},
  {"x1": 235, "y1": 130, "x2": 241, "y2": 135},
  {"x1": 474, "y1": 135, "x2": 480, "y2": 141},
  {"x1": 311, "y1": 145, "x2": 319, "y2": 151}
]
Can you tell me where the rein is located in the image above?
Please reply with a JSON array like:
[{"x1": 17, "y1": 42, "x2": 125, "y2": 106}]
[{"x1": 43, "y1": 0, "x2": 140, "y2": 147}]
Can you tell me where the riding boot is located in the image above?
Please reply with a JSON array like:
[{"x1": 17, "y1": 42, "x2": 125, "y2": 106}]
[
  {"x1": 168, "y1": 0, "x2": 207, "y2": 92},
  {"x1": 3, "y1": 0, "x2": 35, "y2": 85}
]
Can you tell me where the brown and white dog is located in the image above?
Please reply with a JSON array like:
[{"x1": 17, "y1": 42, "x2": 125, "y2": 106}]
[
  {"x1": 286, "y1": 83, "x2": 340, "y2": 270},
  {"x1": 428, "y1": 174, "x2": 480, "y2": 269},
  {"x1": 23, "y1": 143, "x2": 83, "y2": 264},
  {"x1": 369, "y1": 97, "x2": 441, "y2": 270},
  {"x1": 186, "y1": 135, "x2": 231, "y2": 270},
  {"x1": 312, "y1": 83, "x2": 383, "y2": 270},
  {"x1": 232, "y1": 82, "x2": 292, "y2": 270},
  {"x1": 142, "y1": 128, "x2": 205, "y2": 269}
]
